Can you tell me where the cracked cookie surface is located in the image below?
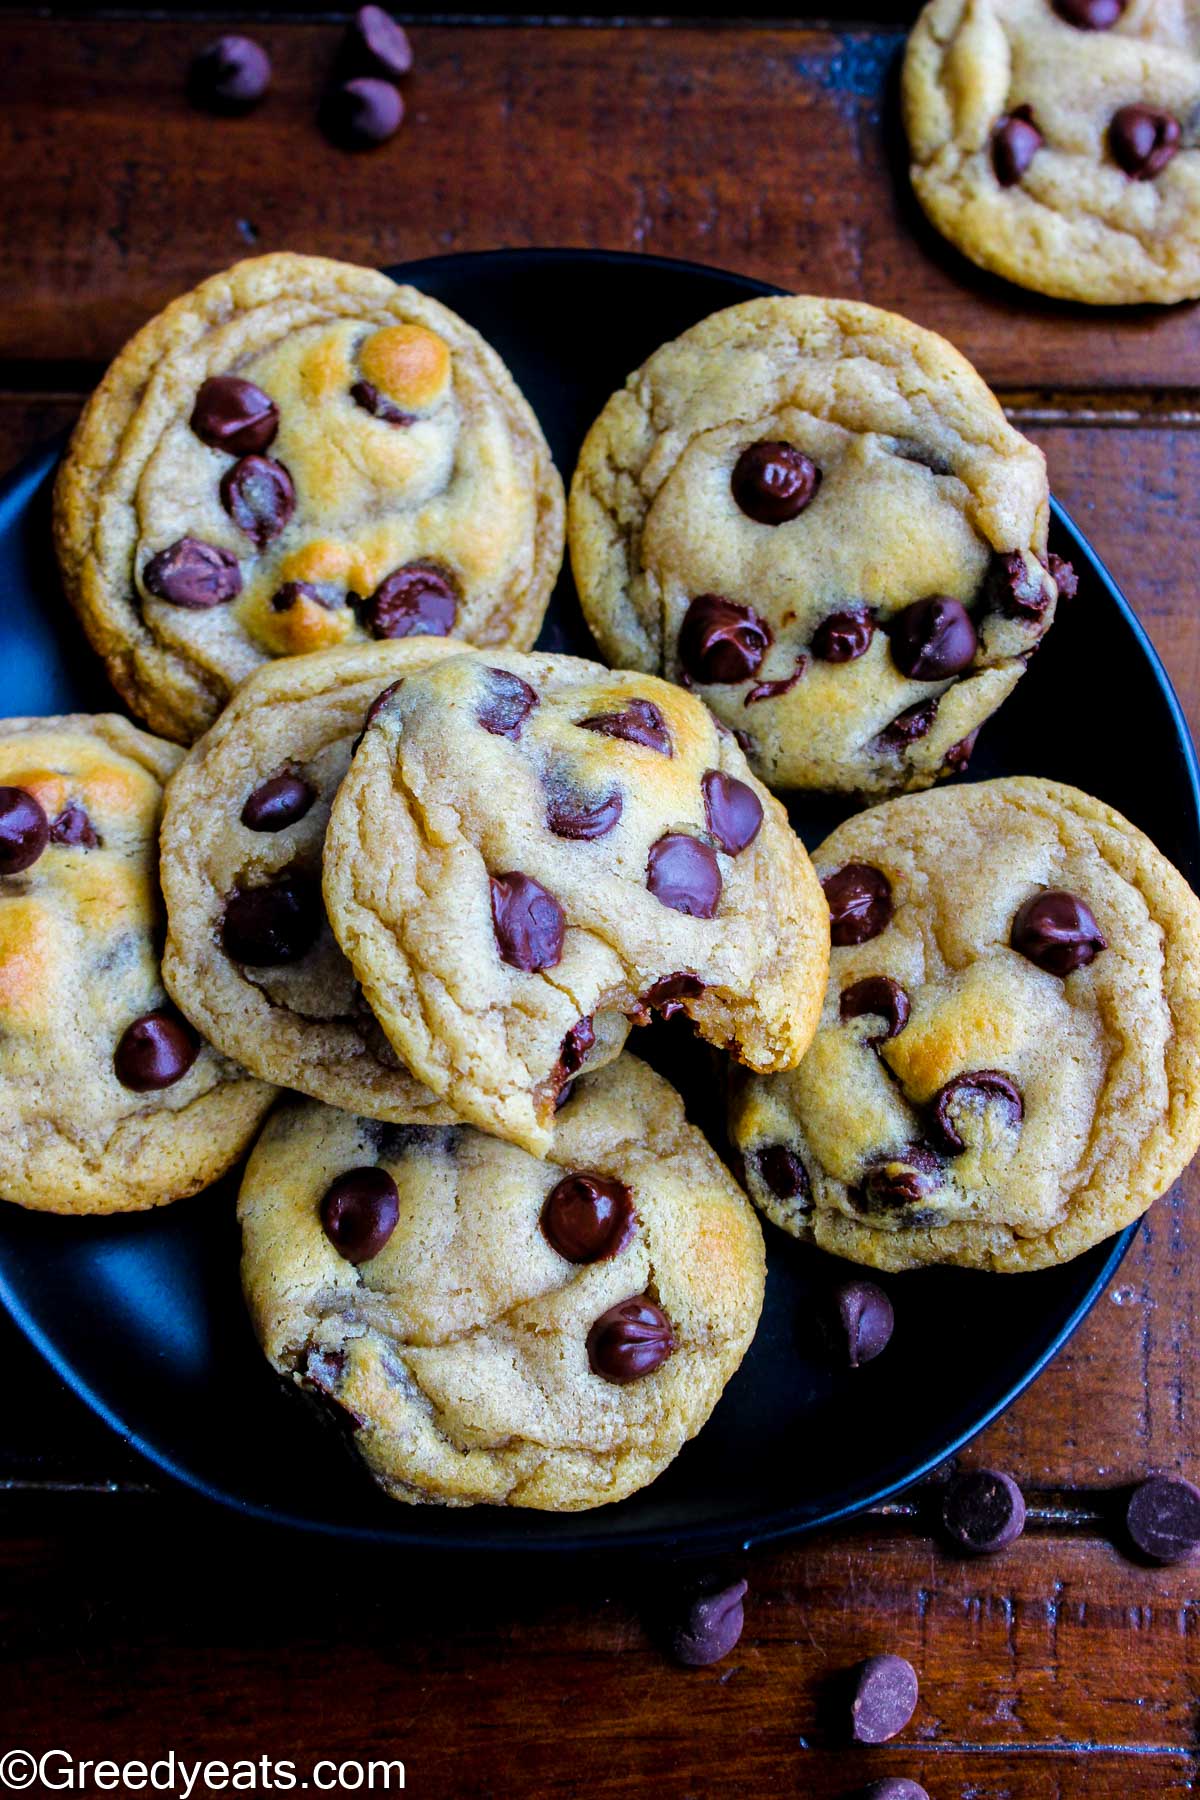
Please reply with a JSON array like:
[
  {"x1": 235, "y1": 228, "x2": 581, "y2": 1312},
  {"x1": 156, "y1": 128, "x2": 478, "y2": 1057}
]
[
  {"x1": 54, "y1": 253, "x2": 565, "y2": 743},
  {"x1": 568, "y1": 295, "x2": 1059, "y2": 798},
  {"x1": 322, "y1": 648, "x2": 828, "y2": 1155},
  {"x1": 238, "y1": 1055, "x2": 766, "y2": 1510},
  {"x1": 729, "y1": 777, "x2": 1200, "y2": 1271}
]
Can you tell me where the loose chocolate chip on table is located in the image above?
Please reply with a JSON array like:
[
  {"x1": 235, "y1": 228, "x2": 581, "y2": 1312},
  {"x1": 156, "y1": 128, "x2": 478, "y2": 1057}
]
[
  {"x1": 362, "y1": 563, "x2": 457, "y2": 639},
  {"x1": 812, "y1": 607, "x2": 874, "y2": 663},
  {"x1": 877, "y1": 698, "x2": 939, "y2": 751},
  {"x1": 940, "y1": 1467, "x2": 1027, "y2": 1554},
  {"x1": 745, "y1": 656, "x2": 808, "y2": 705},
  {"x1": 678, "y1": 595, "x2": 772, "y2": 685},
  {"x1": 993, "y1": 105, "x2": 1044, "y2": 186},
  {"x1": 1110, "y1": 105, "x2": 1181, "y2": 179},
  {"x1": 241, "y1": 773, "x2": 316, "y2": 832},
  {"x1": 932, "y1": 1070, "x2": 1024, "y2": 1154},
  {"x1": 320, "y1": 1167, "x2": 400, "y2": 1264},
  {"x1": 646, "y1": 833, "x2": 722, "y2": 918},
  {"x1": 323, "y1": 76, "x2": 404, "y2": 149},
  {"x1": 987, "y1": 549, "x2": 1053, "y2": 620},
  {"x1": 669, "y1": 1579, "x2": 748, "y2": 1667},
  {"x1": 546, "y1": 784, "x2": 623, "y2": 840},
  {"x1": 860, "y1": 1143, "x2": 942, "y2": 1213},
  {"x1": 1047, "y1": 552, "x2": 1078, "y2": 601},
  {"x1": 1011, "y1": 889, "x2": 1106, "y2": 975},
  {"x1": 189, "y1": 35, "x2": 272, "y2": 112},
  {"x1": 833, "y1": 1280, "x2": 894, "y2": 1368},
  {"x1": 350, "y1": 380, "x2": 414, "y2": 426},
  {"x1": 143, "y1": 538, "x2": 243, "y2": 609},
  {"x1": 0, "y1": 787, "x2": 49, "y2": 875},
  {"x1": 578, "y1": 697, "x2": 671, "y2": 754},
  {"x1": 890, "y1": 596, "x2": 977, "y2": 681},
  {"x1": 1126, "y1": 1475, "x2": 1200, "y2": 1563},
  {"x1": 222, "y1": 874, "x2": 322, "y2": 965},
  {"x1": 587, "y1": 1295, "x2": 675, "y2": 1383},
  {"x1": 343, "y1": 5, "x2": 414, "y2": 79},
  {"x1": 1053, "y1": 0, "x2": 1126, "y2": 22},
  {"x1": 541, "y1": 1173, "x2": 636, "y2": 1264},
  {"x1": 757, "y1": 1144, "x2": 811, "y2": 1204},
  {"x1": 702, "y1": 769, "x2": 762, "y2": 855},
  {"x1": 854, "y1": 1782, "x2": 930, "y2": 1800},
  {"x1": 849, "y1": 1654, "x2": 919, "y2": 1744},
  {"x1": 822, "y1": 863, "x2": 893, "y2": 946},
  {"x1": 840, "y1": 975, "x2": 910, "y2": 1043},
  {"x1": 190, "y1": 375, "x2": 279, "y2": 455},
  {"x1": 272, "y1": 581, "x2": 339, "y2": 613},
  {"x1": 731, "y1": 440, "x2": 821, "y2": 525},
  {"x1": 114, "y1": 1009, "x2": 199, "y2": 1092},
  {"x1": 477, "y1": 668, "x2": 539, "y2": 740},
  {"x1": 638, "y1": 972, "x2": 704, "y2": 1020},
  {"x1": 219, "y1": 455, "x2": 295, "y2": 548},
  {"x1": 49, "y1": 804, "x2": 100, "y2": 849},
  {"x1": 490, "y1": 871, "x2": 565, "y2": 971}
]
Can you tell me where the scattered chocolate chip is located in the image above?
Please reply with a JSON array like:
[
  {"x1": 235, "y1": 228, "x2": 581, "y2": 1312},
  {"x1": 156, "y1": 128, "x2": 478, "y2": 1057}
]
[
  {"x1": 320, "y1": 1167, "x2": 400, "y2": 1264},
  {"x1": 860, "y1": 1143, "x2": 942, "y2": 1212},
  {"x1": 878, "y1": 698, "x2": 939, "y2": 751},
  {"x1": 49, "y1": 804, "x2": 100, "y2": 849},
  {"x1": 343, "y1": 5, "x2": 413, "y2": 79},
  {"x1": 890, "y1": 596, "x2": 977, "y2": 681},
  {"x1": 731, "y1": 440, "x2": 821, "y2": 525},
  {"x1": 541, "y1": 1173, "x2": 636, "y2": 1263},
  {"x1": 363, "y1": 563, "x2": 457, "y2": 639},
  {"x1": 812, "y1": 607, "x2": 874, "y2": 663},
  {"x1": 114, "y1": 1009, "x2": 199, "y2": 1092},
  {"x1": 188, "y1": 35, "x2": 272, "y2": 113},
  {"x1": 702, "y1": 769, "x2": 763, "y2": 855},
  {"x1": 668, "y1": 1580, "x2": 748, "y2": 1667},
  {"x1": 190, "y1": 375, "x2": 278, "y2": 455},
  {"x1": 1011, "y1": 889, "x2": 1106, "y2": 975},
  {"x1": 833, "y1": 1280, "x2": 894, "y2": 1367},
  {"x1": 1126, "y1": 1475, "x2": 1200, "y2": 1563},
  {"x1": 1110, "y1": 105, "x2": 1180, "y2": 178},
  {"x1": 143, "y1": 538, "x2": 242, "y2": 609},
  {"x1": 222, "y1": 874, "x2": 322, "y2": 965},
  {"x1": 241, "y1": 773, "x2": 316, "y2": 832},
  {"x1": 987, "y1": 549, "x2": 1053, "y2": 621},
  {"x1": 272, "y1": 580, "x2": 339, "y2": 613},
  {"x1": 477, "y1": 668, "x2": 539, "y2": 740},
  {"x1": 578, "y1": 698, "x2": 671, "y2": 754},
  {"x1": 323, "y1": 76, "x2": 404, "y2": 149},
  {"x1": 678, "y1": 595, "x2": 772, "y2": 685},
  {"x1": 1053, "y1": 0, "x2": 1125, "y2": 21},
  {"x1": 940, "y1": 1468, "x2": 1027, "y2": 1554},
  {"x1": 350, "y1": 380, "x2": 414, "y2": 426},
  {"x1": 646, "y1": 834, "x2": 722, "y2": 918},
  {"x1": 556, "y1": 1016, "x2": 595, "y2": 1079},
  {"x1": 490, "y1": 871, "x2": 565, "y2": 971},
  {"x1": 849, "y1": 1654, "x2": 919, "y2": 1745},
  {"x1": 745, "y1": 655, "x2": 808, "y2": 705},
  {"x1": 219, "y1": 455, "x2": 295, "y2": 547},
  {"x1": 932, "y1": 1070, "x2": 1024, "y2": 1154},
  {"x1": 586, "y1": 1295, "x2": 674, "y2": 1383},
  {"x1": 823, "y1": 863, "x2": 893, "y2": 946},
  {"x1": 0, "y1": 787, "x2": 48, "y2": 875},
  {"x1": 1047, "y1": 552, "x2": 1078, "y2": 601},
  {"x1": 854, "y1": 1782, "x2": 929, "y2": 1800},
  {"x1": 993, "y1": 105, "x2": 1044, "y2": 186},
  {"x1": 757, "y1": 1145, "x2": 811, "y2": 1204},
  {"x1": 839, "y1": 975, "x2": 910, "y2": 1043},
  {"x1": 943, "y1": 727, "x2": 979, "y2": 775}
]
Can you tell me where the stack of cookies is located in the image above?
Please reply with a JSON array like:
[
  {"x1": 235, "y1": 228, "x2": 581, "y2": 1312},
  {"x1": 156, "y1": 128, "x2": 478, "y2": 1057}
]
[{"x1": 2, "y1": 248, "x2": 1194, "y2": 1515}]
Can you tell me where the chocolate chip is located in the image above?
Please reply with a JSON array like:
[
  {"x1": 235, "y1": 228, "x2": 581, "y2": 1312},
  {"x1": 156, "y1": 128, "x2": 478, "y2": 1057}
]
[
  {"x1": 0, "y1": 787, "x2": 48, "y2": 875},
  {"x1": 320, "y1": 1167, "x2": 400, "y2": 1264},
  {"x1": 1053, "y1": 0, "x2": 1125, "y2": 21},
  {"x1": 477, "y1": 668, "x2": 539, "y2": 741},
  {"x1": 993, "y1": 105, "x2": 1043, "y2": 186},
  {"x1": 578, "y1": 698, "x2": 671, "y2": 754},
  {"x1": 668, "y1": 1580, "x2": 748, "y2": 1667},
  {"x1": 541, "y1": 1173, "x2": 636, "y2": 1264},
  {"x1": 833, "y1": 1280, "x2": 894, "y2": 1367},
  {"x1": 637, "y1": 971, "x2": 705, "y2": 1022},
  {"x1": 189, "y1": 35, "x2": 272, "y2": 112},
  {"x1": 241, "y1": 773, "x2": 316, "y2": 832},
  {"x1": 350, "y1": 380, "x2": 414, "y2": 426},
  {"x1": 812, "y1": 607, "x2": 874, "y2": 663},
  {"x1": 222, "y1": 875, "x2": 322, "y2": 965},
  {"x1": 943, "y1": 728, "x2": 979, "y2": 775},
  {"x1": 940, "y1": 1468, "x2": 1027, "y2": 1554},
  {"x1": 545, "y1": 785, "x2": 623, "y2": 840},
  {"x1": 932, "y1": 1070, "x2": 1024, "y2": 1154},
  {"x1": 839, "y1": 975, "x2": 910, "y2": 1043},
  {"x1": 362, "y1": 563, "x2": 457, "y2": 639},
  {"x1": 987, "y1": 549, "x2": 1053, "y2": 621},
  {"x1": 823, "y1": 863, "x2": 893, "y2": 946},
  {"x1": 143, "y1": 538, "x2": 242, "y2": 609},
  {"x1": 745, "y1": 656, "x2": 808, "y2": 705},
  {"x1": 358, "y1": 680, "x2": 404, "y2": 743},
  {"x1": 860, "y1": 1143, "x2": 942, "y2": 1213},
  {"x1": 490, "y1": 871, "x2": 565, "y2": 971},
  {"x1": 757, "y1": 1145, "x2": 811, "y2": 1204},
  {"x1": 323, "y1": 77, "x2": 404, "y2": 149},
  {"x1": 190, "y1": 375, "x2": 278, "y2": 455},
  {"x1": 890, "y1": 596, "x2": 977, "y2": 681},
  {"x1": 1048, "y1": 552, "x2": 1078, "y2": 601},
  {"x1": 678, "y1": 595, "x2": 772, "y2": 685},
  {"x1": 49, "y1": 804, "x2": 100, "y2": 849},
  {"x1": 272, "y1": 580, "x2": 339, "y2": 613},
  {"x1": 1111, "y1": 105, "x2": 1181, "y2": 179},
  {"x1": 114, "y1": 1009, "x2": 199, "y2": 1092},
  {"x1": 586, "y1": 1295, "x2": 674, "y2": 1384},
  {"x1": 877, "y1": 698, "x2": 939, "y2": 751},
  {"x1": 646, "y1": 834, "x2": 722, "y2": 918},
  {"x1": 854, "y1": 1781, "x2": 929, "y2": 1800},
  {"x1": 556, "y1": 1016, "x2": 595, "y2": 1079},
  {"x1": 344, "y1": 6, "x2": 414, "y2": 80},
  {"x1": 702, "y1": 769, "x2": 763, "y2": 855},
  {"x1": 1011, "y1": 889, "x2": 1106, "y2": 975},
  {"x1": 219, "y1": 455, "x2": 295, "y2": 548},
  {"x1": 849, "y1": 1654, "x2": 919, "y2": 1744},
  {"x1": 1126, "y1": 1475, "x2": 1200, "y2": 1563},
  {"x1": 731, "y1": 440, "x2": 821, "y2": 525}
]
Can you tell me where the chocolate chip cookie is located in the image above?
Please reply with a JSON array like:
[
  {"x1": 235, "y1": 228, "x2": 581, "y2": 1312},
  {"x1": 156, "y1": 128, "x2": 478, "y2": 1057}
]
[
  {"x1": 730, "y1": 777, "x2": 1200, "y2": 1271},
  {"x1": 54, "y1": 253, "x2": 565, "y2": 743},
  {"x1": 0, "y1": 715, "x2": 273, "y2": 1213},
  {"x1": 238, "y1": 1055, "x2": 765, "y2": 1510},
  {"x1": 904, "y1": 0, "x2": 1200, "y2": 305},
  {"x1": 322, "y1": 649, "x2": 828, "y2": 1155},
  {"x1": 568, "y1": 296, "x2": 1062, "y2": 797}
]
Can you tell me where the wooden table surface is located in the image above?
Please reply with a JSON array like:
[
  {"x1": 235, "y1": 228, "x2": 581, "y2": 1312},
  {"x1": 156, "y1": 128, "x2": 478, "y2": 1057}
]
[{"x1": 3, "y1": 8, "x2": 1199, "y2": 1797}]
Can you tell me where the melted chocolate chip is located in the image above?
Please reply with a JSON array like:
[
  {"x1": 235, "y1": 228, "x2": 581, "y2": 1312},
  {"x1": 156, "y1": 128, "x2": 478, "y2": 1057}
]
[
  {"x1": 1053, "y1": 0, "x2": 1126, "y2": 22},
  {"x1": 358, "y1": 681, "x2": 404, "y2": 745},
  {"x1": 987, "y1": 549, "x2": 1053, "y2": 620},
  {"x1": 190, "y1": 375, "x2": 278, "y2": 453},
  {"x1": 993, "y1": 105, "x2": 1043, "y2": 186},
  {"x1": 834, "y1": 1280, "x2": 894, "y2": 1368},
  {"x1": 322, "y1": 76, "x2": 404, "y2": 149},
  {"x1": 1110, "y1": 105, "x2": 1180, "y2": 179},
  {"x1": 731, "y1": 440, "x2": 821, "y2": 525},
  {"x1": 546, "y1": 785, "x2": 623, "y2": 840},
  {"x1": 241, "y1": 773, "x2": 316, "y2": 832},
  {"x1": 189, "y1": 35, "x2": 271, "y2": 111},
  {"x1": 586, "y1": 1295, "x2": 674, "y2": 1384},
  {"x1": 859, "y1": 1143, "x2": 942, "y2": 1212},
  {"x1": 646, "y1": 834, "x2": 722, "y2": 918},
  {"x1": 943, "y1": 728, "x2": 979, "y2": 775},
  {"x1": 219, "y1": 455, "x2": 295, "y2": 548},
  {"x1": 757, "y1": 1145, "x2": 811, "y2": 1204},
  {"x1": 362, "y1": 563, "x2": 457, "y2": 639},
  {"x1": 0, "y1": 787, "x2": 48, "y2": 875},
  {"x1": 541, "y1": 1173, "x2": 636, "y2": 1264},
  {"x1": 344, "y1": 4, "x2": 413, "y2": 79},
  {"x1": 890, "y1": 596, "x2": 977, "y2": 680},
  {"x1": 578, "y1": 698, "x2": 671, "y2": 754},
  {"x1": 812, "y1": 607, "x2": 874, "y2": 663},
  {"x1": 489, "y1": 871, "x2": 565, "y2": 971},
  {"x1": 745, "y1": 655, "x2": 808, "y2": 705},
  {"x1": 320, "y1": 1167, "x2": 400, "y2": 1264},
  {"x1": 678, "y1": 595, "x2": 772, "y2": 685},
  {"x1": 1126, "y1": 1475, "x2": 1200, "y2": 1563},
  {"x1": 1011, "y1": 890, "x2": 1106, "y2": 975},
  {"x1": 849, "y1": 1655, "x2": 919, "y2": 1744},
  {"x1": 702, "y1": 769, "x2": 763, "y2": 855},
  {"x1": 1047, "y1": 552, "x2": 1078, "y2": 601},
  {"x1": 272, "y1": 580, "x2": 339, "y2": 613},
  {"x1": 49, "y1": 804, "x2": 100, "y2": 849},
  {"x1": 668, "y1": 1580, "x2": 748, "y2": 1667},
  {"x1": 113, "y1": 1009, "x2": 199, "y2": 1091},
  {"x1": 556, "y1": 1016, "x2": 595, "y2": 1078},
  {"x1": 932, "y1": 1070, "x2": 1024, "y2": 1154},
  {"x1": 877, "y1": 698, "x2": 939, "y2": 751},
  {"x1": 143, "y1": 538, "x2": 242, "y2": 609},
  {"x1": 350, "y1": 380, "x2": 414, "y2": 426},
  {"x1": 477, "y1": 668, "x2": 539, "y2": 740},
  {"x1": 637, "y1": 971, "x2": 704, "y2": 1022},
  {"x1": 940, "y1": 1468, "x2": 1027, "y2": 1554},
  {"x1": 823, "y1": 863, "x2": 893, "y2": 946},
  {"x1": 839, "y1": 975, "x2": 910, "y2": 1043},
  {"x1": 222, "y1": 875, "x2": 322, "y2": 965}
]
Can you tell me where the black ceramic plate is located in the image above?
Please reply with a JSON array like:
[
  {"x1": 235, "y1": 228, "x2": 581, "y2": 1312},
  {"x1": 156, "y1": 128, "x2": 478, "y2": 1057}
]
[{"x1": 0, "y1": 250, "x2": 1195, "y2": 1556}]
